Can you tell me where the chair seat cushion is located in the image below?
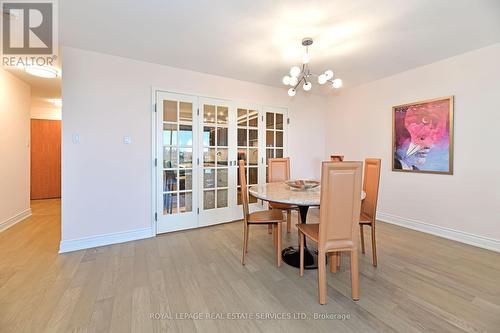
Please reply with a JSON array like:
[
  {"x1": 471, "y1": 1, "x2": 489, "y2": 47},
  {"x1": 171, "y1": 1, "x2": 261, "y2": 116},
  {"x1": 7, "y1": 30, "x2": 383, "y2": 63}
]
[
  {"x1": 359, "y1": 212, "x2": 372, "y2": 224},
  {"x1": 269, "y1": 201, "x2": 297, "y2": 210},
  {"x1": 297, "y1": 223, "x2": 319, "y2": 241},
  {"x1": 297, "y1": 223, "x2": 355, "y2": 249},
  {"x1": 248, "y1": 210, "x2": 285, "y2": 224}
]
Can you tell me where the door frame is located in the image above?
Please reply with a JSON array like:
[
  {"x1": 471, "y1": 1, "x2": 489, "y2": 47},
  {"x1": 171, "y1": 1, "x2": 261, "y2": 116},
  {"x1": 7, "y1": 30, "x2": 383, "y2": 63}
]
[{"x1": 151, "y1": 88, "x2": 289, "y2": 235}]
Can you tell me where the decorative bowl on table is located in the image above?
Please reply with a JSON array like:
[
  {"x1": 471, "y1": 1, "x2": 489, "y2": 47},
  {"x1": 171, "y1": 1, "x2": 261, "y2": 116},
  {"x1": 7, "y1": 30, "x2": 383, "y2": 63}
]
[{"x1": 284, "y1": 180, "x2": 320, "y2": 191}]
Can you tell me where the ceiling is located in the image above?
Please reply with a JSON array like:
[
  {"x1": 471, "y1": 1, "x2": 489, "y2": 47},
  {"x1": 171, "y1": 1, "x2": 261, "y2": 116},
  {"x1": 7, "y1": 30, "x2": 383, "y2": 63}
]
[
  {"x1": 4, "y1": 68, "x2": 61, "y2": 98},
  {"x1": 33, "y1": 0, "x2": 500, "y2": 94}
]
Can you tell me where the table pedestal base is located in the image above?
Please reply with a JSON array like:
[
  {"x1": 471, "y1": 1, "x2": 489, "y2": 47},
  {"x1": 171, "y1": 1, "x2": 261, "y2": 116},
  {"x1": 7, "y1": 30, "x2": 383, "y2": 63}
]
[{"x1": 282, "y1": 246, "x2": 317, "y2": 269}]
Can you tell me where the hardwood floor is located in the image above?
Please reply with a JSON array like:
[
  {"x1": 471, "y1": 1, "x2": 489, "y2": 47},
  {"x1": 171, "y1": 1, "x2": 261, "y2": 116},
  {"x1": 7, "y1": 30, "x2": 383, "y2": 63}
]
[{"x1": 1, "y1": 200, "x2": 499, "y2": 332}]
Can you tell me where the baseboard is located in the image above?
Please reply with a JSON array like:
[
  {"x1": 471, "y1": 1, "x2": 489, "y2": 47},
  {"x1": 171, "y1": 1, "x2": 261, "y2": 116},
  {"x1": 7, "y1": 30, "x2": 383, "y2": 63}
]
[
  {"x1": 59, "y1": 227, "x2": 154, "y2": 253},
  {"x1": 0, "y1": 208, "x2": 32, "y2": 232},
  {"x1": 377, "y1": 211, "x2": 500, "y2": 253}
]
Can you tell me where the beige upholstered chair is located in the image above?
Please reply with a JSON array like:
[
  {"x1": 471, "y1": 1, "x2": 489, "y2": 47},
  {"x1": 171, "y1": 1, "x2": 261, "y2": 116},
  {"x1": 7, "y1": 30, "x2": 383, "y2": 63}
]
[
  {"x1": 239, "y1": 160, "x2": 285, "y2": 267},
  {"x1": 359, "y1": 158, "x2": 381, "y2": 267},
  {"x1": 267, "y1": 158, "x2": 298, "y2": 233},
  {"x1": 297, "y1": 161, "x2": 363, "y2": 304},
  {"x1": 330, "y1": 155, "x2": 344, "y2": 162}
]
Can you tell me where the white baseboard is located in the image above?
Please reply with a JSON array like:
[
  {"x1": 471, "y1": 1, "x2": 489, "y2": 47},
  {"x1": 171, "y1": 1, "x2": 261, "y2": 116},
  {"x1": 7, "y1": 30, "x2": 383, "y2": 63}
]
[
  {"x1": 0, "y1": 208, "x2": 32, "y2": 232},
  {"x1": 377, "y1": 211, "x2": 500, "y2": 253},
  {"x1": 59, "y1": 227, "x2": 154, "y2": 253}
]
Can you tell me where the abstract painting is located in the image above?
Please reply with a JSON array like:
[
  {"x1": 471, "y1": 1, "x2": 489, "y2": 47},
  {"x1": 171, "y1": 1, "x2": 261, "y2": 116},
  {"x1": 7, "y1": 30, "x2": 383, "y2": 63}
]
[{"x1": 392, "y1": 96, "x2": 454, "y2": 174}]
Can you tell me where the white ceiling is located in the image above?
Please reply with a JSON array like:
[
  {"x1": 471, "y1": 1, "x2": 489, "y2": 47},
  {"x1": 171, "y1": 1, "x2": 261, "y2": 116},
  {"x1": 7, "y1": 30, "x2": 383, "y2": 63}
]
[
  {"x1": 58, "y1": 0, "x2": 500, "y2": 93},
  {"x1": 4, "y1": 68, "x2": 61, "y2": 98}
]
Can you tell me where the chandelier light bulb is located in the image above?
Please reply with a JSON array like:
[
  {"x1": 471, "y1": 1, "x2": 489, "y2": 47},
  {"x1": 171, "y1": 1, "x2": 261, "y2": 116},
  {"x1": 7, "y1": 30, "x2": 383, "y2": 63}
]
[
  {"x1": 302, "y1": 53, "x2": 310, "y2": 64},
  {"x1": 282, "y1": 75, "x2": 291, "y2": 85},
  {"x1": 290, "y1": 66, "x2": 301, "y2": 78},
  {"x1": 332, "y1": 78, "x2": 343, "y2": 89},
  {"x1": 324, "y1": 70, "x2": 334, "y2": 80},
  {"x1": 318, "y1": 74, "x2": 327, "y2": 85},
  {"x1": 303, "y1": 82, "x2": 312, "y2": 91},
  {"x1": 289, "y1": 76, "x2": 298, "y2": 86},
  {"x1": 288, "y1": 88, "x2": 296, "y2": 97}
]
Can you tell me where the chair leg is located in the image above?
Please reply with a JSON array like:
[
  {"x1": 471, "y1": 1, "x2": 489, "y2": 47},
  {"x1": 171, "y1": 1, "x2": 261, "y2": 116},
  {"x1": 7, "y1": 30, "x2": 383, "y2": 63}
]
[
  {"x1": 337, "y1": 253, "x2": 341, "y2": 268},
  {"x1": 286, "y1": 210, "x2": 291, "y2": 233},
  {"x1": 272, "y1": 224, "x2": 277, "y2": 247},
  {"x1": 351, "y1": 249, "x2": 360, "y2": 301},
  {"x1": 245, "y1": 223, "x2": 249, "y2": 253},
  {"x1": 371, "y1": 223, "x2": 378, "y2": 267},
  {"x1": 329, "y1": 253, "x2": 337, "y2": 273},
  {"x1": 360, "y1": 224, "x2": 365, "y2": 254},
  {"x1": 268, "y1": 224, "x2": 272, "y2": 234},
  {"x1": 299, "y1": 231, "x2": 304, "y2": 276},
  {"x1": 318, "y1": 250, "x2": 327, "y2": 305},
  {"x1": 276, "y1": 222, "x2": 282, "y2": 267},
  {"x1": 242, "y1": 223, "x2": 248, "y2": 265}
]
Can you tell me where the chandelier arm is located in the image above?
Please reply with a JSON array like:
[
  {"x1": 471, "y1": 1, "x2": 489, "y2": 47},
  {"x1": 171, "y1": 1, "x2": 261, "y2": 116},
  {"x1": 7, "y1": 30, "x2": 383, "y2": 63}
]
[
  {"x1": 301, "y1": 63, "x2": 306, "y2": 76},
  {"x1": 293, "y1": 76, "x2": 305, "y2": 90}
]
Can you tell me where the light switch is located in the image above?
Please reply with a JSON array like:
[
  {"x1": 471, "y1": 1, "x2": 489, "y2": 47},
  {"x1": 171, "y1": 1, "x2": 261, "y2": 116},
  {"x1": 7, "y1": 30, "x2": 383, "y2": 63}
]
[
  {"x1": 123, "y1": 136, "x2": 132, "y2": 144},
  {"x1": 72, "y1": 134, "x2": 81, "y2": 144}
]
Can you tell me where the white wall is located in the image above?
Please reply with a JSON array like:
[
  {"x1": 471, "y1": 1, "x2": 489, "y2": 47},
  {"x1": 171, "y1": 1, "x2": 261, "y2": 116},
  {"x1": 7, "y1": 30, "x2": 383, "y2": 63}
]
[
  {"x1": 31, "y1": 99, "x2": 61, "y2": 120},
  {"x1": 0, "y1": 67, "x2": 31, "y2": 231},
  {"x1": 326, "y1": 43, "x2": 500, "y2": 248},
  {"x1": 31, "y1": 86, "x2": 62, "y2": 120},
  {"x1": 61, "y1": 47, "x2": 328, "y2": 244}
]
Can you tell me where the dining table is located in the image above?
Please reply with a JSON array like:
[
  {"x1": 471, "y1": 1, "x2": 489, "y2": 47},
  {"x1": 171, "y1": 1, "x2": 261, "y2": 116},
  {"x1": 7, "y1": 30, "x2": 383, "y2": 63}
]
[{"x1": 249, "y1": 182, "x2": 366, "y2": 270}]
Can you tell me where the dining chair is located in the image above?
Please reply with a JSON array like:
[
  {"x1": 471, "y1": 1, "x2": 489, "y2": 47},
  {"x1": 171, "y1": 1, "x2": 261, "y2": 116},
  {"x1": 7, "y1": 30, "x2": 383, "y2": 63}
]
[
  {"x1": 297, "y1": 161, "x2": 363, "y2": 304},
  {"x1": 359, "y1": 158, "x2": 381, "y2": 267},
  {"x1": 329, "y1": 154, "x2": 344, "y2": 269},
  {"x1": 239, "y1": 160, "x2": 285, "y2": 267},
  {"x1": 267, "y1": 158, "x2": 298, "y2": 233}
]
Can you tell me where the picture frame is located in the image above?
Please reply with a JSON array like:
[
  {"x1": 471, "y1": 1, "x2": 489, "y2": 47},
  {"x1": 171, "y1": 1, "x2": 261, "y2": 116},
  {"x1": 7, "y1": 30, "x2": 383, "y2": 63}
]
[{"x1": 392, "y1": 96, "x2": 454, "y2": 175}]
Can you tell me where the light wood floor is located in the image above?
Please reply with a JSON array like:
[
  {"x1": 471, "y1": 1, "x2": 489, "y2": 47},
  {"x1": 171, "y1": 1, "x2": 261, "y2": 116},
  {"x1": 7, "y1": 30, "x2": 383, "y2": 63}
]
[{"x1": 1, "y1": 200, "x2": 499, "y2": 333}]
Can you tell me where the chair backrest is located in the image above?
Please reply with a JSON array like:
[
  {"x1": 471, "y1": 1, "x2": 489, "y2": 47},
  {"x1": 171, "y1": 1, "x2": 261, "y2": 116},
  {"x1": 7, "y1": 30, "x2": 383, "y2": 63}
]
[
  {"x1": 361, "y1": 158, "x2": 381, "y2": 222},
  {"x1": 330, "y1": 155, "x2": 344, "y2": 162},
  {"x1": 318, "y1": 161, "x2": 362, "y2": 252},
  {"x1": 238, "y1": 160, "x2": 249, "y2": 220},
  {"x1": 268, "y1": 158, "x2": 290, "y2": 182}
]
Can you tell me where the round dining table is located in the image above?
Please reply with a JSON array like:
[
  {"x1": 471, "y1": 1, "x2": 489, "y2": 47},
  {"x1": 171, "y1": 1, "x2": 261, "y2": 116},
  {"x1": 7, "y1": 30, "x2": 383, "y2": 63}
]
[{"x1": 249, "y1": 182, "x2": 365, "y2": 270}]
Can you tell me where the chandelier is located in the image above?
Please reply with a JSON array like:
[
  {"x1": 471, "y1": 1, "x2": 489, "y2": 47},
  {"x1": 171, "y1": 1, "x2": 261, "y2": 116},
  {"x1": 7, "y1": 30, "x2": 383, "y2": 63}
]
[{"x1": 282, "y1": 37, "x2": 342, "y2": 96}]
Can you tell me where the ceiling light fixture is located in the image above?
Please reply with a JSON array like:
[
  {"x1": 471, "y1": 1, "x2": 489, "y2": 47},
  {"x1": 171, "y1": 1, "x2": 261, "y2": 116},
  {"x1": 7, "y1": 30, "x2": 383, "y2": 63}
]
[
  {"x1": 282, "y1": 37, "x2": 342, "y2": 95},
  {"x1": 25, "y1": 66, "x2": 59, "y2": 79}
]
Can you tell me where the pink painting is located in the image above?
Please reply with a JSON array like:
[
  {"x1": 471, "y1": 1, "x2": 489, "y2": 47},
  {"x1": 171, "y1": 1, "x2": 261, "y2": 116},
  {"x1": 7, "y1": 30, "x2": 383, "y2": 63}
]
[{"x1": 392, "y1": 96, "x2": 454, "y2": 174}]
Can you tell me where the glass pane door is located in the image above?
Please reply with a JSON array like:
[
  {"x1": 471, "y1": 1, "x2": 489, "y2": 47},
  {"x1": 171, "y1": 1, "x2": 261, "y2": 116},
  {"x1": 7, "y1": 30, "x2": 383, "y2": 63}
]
[
  {"x1": 155, "y1": 92, "x2": 288, "y2": 234},
  {"x1": 264, "y1": 106, "x2": 288, "y2": 182},
  {"x1": 156, "y1": 92, "x2": 199, "y2": 233},
  {"x1": 236, "y1": 107, "x2": 261, "y2": 210},
  {"x1": 198, "y1": 98, "x2": 237, "y2": 226}
]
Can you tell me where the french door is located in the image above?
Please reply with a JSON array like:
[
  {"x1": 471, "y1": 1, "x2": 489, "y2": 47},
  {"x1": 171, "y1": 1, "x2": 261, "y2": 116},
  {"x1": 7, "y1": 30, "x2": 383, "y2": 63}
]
[
  {"x1": 156, "y1": 92, "x2": 199, "y2": 233},
  {"x1": 155, "y1": 91, "x2": 288, "y2": 234},
  {"x1": 197, "y1": 97, "x2": 238, "y2": 226}
]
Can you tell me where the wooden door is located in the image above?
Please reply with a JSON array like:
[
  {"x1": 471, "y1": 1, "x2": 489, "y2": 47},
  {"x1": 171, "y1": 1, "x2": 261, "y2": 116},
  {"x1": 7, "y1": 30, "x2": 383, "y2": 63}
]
[{"x1": 31, "y1": 119, "x2": 61, "y2": 199}]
